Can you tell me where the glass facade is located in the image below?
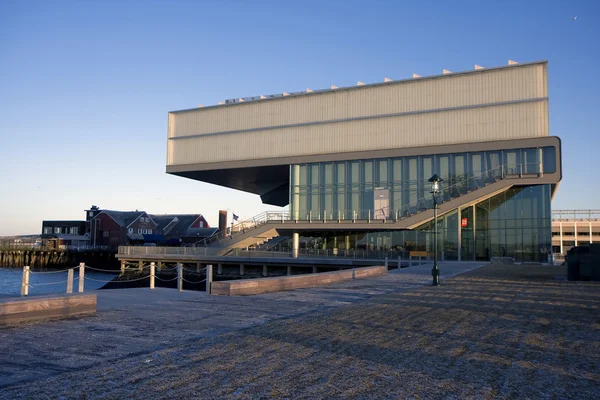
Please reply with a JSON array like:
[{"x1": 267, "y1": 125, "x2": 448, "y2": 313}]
[
  {"x1": 285, "y1": 146, "x2": 555, "y2": 262},
  {"x1": 290, "y1": 146, "x2": 556, "y2": 221},
  {"x1": 280, "y1": 184, "x2": 551, "y2": 262}
]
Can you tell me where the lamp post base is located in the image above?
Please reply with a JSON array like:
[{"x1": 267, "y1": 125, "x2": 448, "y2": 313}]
[{"x1": 432, "y1": 264, "x2": 440, "y2": 286}]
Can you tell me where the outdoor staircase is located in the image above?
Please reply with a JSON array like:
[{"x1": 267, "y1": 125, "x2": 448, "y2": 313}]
[{"x1": 195, "y1": 163, "x2": 552, "y2": 256}]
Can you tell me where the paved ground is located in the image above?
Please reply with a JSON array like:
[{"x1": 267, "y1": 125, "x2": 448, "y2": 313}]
[{"x1": 1, "y1": 262, "x2": 599, "y2": 399}]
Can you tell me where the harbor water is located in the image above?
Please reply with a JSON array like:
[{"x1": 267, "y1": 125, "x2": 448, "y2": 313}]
[{"x1": 0, "y1": 267, "x2": 117, "y2": 298}]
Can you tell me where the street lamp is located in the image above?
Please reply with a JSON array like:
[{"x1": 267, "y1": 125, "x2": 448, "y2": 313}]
[{"x1": 428, "y1": 174, "x2": 443, "y2": 286}]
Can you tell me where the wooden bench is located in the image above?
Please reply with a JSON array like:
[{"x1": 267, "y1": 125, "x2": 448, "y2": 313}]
[
  {"x1": 0, "y1": 294, "x2": 97, "y2": 325},
  {"x1": 211, "y1": 265, "x2": 387, "y2": 296}
]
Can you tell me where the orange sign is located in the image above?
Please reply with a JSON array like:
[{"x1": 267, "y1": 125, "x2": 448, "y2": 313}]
[{"x1": 461, "y1": 218, "x2": 468, "y2": 227}]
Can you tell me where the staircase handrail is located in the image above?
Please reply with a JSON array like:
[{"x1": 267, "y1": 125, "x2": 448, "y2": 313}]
[{"x1": 195, "y1": 161, "x2": 541, "y2": 246}]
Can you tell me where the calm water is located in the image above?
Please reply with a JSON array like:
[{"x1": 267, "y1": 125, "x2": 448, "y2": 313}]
[{"x1": 0, "y1": 267, "x2": 117, "y2": 297}]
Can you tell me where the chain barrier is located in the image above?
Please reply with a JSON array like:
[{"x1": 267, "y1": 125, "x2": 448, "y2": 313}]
[
  {"x1": 29, "y1": 268, "x2": 71, "y2": 275},
  {"x1": 28, "y1": 280, "x2": 69, "y2": 286},
  {"x1": 154, "y1": 276, "x2": 179, "y2": 282},
  {"x1": 85, "y1": 275, "x2": 149, "y2": 283},
  {"x1": 181, "y1": 266, "x2": 207, "y2": 273},
  {"x1": 182, "y1": 277, "x2": 206, "y2": 284}
]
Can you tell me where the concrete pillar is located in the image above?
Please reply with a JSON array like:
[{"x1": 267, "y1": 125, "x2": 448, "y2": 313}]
[
  {"x1": 559, "y1": 222, "x2": 563, "y2": 255},
  {"x1": 138, "y1": 260, "x2": 143, "y2": 272},
  {"x1": 345, "y1": 235, "x2": 350, "y2": 250},
  {"x1": 121, "y1": 261, "x2": 125, "y2": 274},
  {"x1": 21, "y1": 266, "x2": 29, "y2": 296},
  {"x1": 206, "y1": 264, "x2": 213, "y2": 294},
  {"x1": 287, "y1": 266, "x2": 292, "y2": 276},
  {"x1": 312, "y1": 266, "x2": 317, "y2": 274},
  {"x1": 150, "y1": 262, "x2": 155, "y2": 290},
  {"x1": 384, "y1": 257, "x2": 388, "y2": 268},
  {"x1": 292, "y1": 233, "x2": 299, "y2": 258},
  {"x1": 575, "y1": 222, "x2": 578, "y2": 247},
  {"x1": 590, "y1": 222, "x2": 594, "y2": 244},
  {"x1": 157, "y1": 261, "x2": 162, "y2": 272},
  {"x1": 240, "y1": 264, "x2": 244, "y2": 276},
  {"x1": 196, "y1": 262, "x2": 201, "y2": 273},
  {"x1": 78, "y1": 262, "x2": 85, "y2": 293},
  {"x1": 218, "y1": 264, "x2": 223, "y2": 274},
  {"x1": 66, "y1": 269, "x2": 74, "y2": 294},
  {"x1": 262, "y1": 265, "x2": 268, "y2": 277},
  {"x1": 177, "y1": 263, "x2": 183, "y2": 292}
]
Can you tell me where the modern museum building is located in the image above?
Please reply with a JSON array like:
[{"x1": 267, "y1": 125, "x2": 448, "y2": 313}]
[{"x1": 166, "y1": 60, "x2": 561, "y2": 262}]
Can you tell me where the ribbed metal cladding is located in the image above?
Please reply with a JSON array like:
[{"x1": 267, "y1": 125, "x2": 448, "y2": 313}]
[
  {"x1": 167, "y1": 100, "x2": 549, "y2": 166},
  {"x1": 168, "y1": 62, "x2": 547, "y2": 139}
]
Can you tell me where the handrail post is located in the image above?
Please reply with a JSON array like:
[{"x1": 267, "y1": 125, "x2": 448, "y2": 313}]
[
  {"x1": 66, "y1": 268, "x2": 73, "y2": 294},
  {"x1": 21, "y1": 266, "x2": 29, "y2": 296},
  {"x1": 78, "y1": 262, "x2": 85, "y2": 293},
  {"x1": 150, "y1": 262, "x2": 155, "y2": 290},
  {"x1": 177, "y1": 263, "x2": 183, "y2": 292},
  {"x1": 206, "y1": 264, "x2": 213, "y2": 294}
]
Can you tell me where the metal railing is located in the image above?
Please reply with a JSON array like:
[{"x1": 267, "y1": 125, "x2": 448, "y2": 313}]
[
  {"x1": 196, "y1": 162, "x2": 543, "y2": 247},
  {"x1": 118, "y1": 246, "x2": 212, "y2": 256},
  {"x1": 19, "y1": 261, "x2": 214, "y2": 296}
]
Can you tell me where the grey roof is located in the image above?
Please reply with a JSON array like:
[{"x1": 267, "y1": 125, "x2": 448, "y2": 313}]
[
  {"x1": 101, "y1": 210, "x2": 145, "y2": 227},
  {"x1": 148, "y1": 214, "x2": 206, "y2": 238}
]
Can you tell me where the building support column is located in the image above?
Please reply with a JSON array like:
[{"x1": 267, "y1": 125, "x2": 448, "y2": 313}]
[
  {"x1": 590, "y1": 222, "x2": 593, "y2": 244},
  {"x1": 575, "y1": 222, "x2": 578, "y2": 248},
  {"x1": 292, "y1": 165, "x2": 300, "y2": 220},
  {"x1": 345, "y1": 235, "x2": 350, "y2": 250},
  {"x1": 239, "y1": 264, "x2": 244, "y2": 276},
  {"x1": 262, "y1": 265, "x2": 268, "y2": 277},
  {"x1": 559, "y1": 222, "x2": 564, "y2": 255},
  {"x1": 457, "y1": 208, "x2": 462, "y2": 262},
  {"x1": 292, "y1": 232, "x2": 299, "y2": 258},
  {"x1": 287, "y1": 266, "x2": 292, "y2": 276},
  {"x1": 217, "y1": 264, "x2": 222, "y2": 274},
  {"x1": 472, "y1": 204, "x2": 476, "y2": 261}
]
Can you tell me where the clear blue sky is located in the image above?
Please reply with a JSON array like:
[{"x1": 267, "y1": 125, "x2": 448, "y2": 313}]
[{"x1": 1, "y1": 0, "x2": 599, "y2": 235}]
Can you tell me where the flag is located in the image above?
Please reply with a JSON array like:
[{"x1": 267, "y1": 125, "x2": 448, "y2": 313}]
[{"x1": 233, "y1": 213, "x2": 239, "y2": 221}]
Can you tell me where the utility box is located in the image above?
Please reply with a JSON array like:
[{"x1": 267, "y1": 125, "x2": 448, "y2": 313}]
[{"x1": 566, "y1": 244, "x2": 600, "y2": 281}]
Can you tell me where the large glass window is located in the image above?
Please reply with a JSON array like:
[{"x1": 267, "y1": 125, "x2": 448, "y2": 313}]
[{"x1": 289, "y1": 146, "x2": 557, "y2": 242}]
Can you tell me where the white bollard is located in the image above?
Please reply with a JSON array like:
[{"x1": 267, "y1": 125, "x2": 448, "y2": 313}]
[
  {"x1": 66, "y1": 268, "x2": 74, "y2": 294},
  {"x1": 21, "y1": 266, "x2": 30, "y2": 296},
  {"x1": 206, "y1": 264, "x2": 213, "y2": 294},
  {"x1": 150, "y1": 262, "x2": 155, "y2": 290},
  {"x1": 177, "y1": 263, "x2": 183, "y2": 292},
  {"x1": 78, "y1": 263, "x2": 85, "y2": 293}
]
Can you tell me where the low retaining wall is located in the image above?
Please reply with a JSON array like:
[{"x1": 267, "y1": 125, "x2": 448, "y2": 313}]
[
  {"x1": 0, "y1": 294, "x2": 97, "y2": 325},
  {"x1": 211, "y1": 265, "x2": 387, "y2": 296}
]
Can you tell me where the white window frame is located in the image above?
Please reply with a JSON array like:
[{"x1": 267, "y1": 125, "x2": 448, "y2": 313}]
[{"x1": 128, "y1": 228, "x2": 133, "y2": 234}]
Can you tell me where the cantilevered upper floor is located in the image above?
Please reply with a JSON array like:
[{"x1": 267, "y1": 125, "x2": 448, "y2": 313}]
[{"x1": 166, "y1": 61, "x2": 550, "y2": 205}]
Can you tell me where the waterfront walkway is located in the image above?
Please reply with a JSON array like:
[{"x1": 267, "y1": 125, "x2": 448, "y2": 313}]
[{"x1": 1, "y1": 262, "x2": 599, "y2": 399}]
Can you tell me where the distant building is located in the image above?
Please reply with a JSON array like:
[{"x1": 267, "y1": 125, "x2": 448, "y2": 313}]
[
  {"x1": 40, "y1": 220, "x2": 90, "y2": 250},
  {"x1": 41, "y1": 206, "x2": 215, "y2": 250},
  {"x1": 552, "y1": 210, "x2": 600, "y2": 256},
  {"x1": 86, "y1": 206, "x2": 214, "y2": 249}
]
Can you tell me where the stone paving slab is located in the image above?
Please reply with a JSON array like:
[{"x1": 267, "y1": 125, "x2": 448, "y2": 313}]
[
  {"x1": 0, "y1": 262, "x2": 480, "y2": 391},
  {"x1": 3, "y1": 262, "x2": 597, "y2": 399}
]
